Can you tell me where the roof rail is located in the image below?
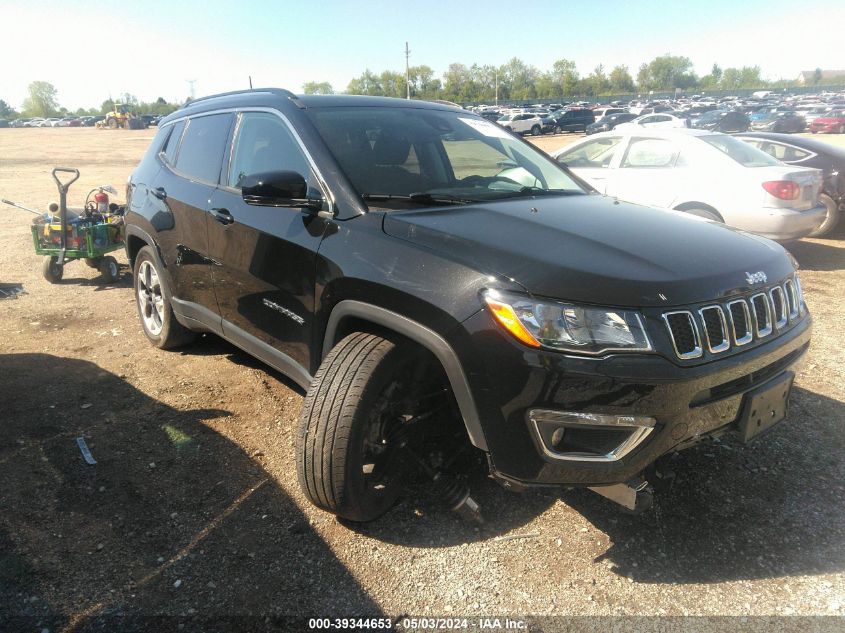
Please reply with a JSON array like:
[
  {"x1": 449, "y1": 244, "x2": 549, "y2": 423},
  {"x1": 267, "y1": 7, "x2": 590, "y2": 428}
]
[{"x1": 182, "y1": 88, "x2": 303, "y2": 108}]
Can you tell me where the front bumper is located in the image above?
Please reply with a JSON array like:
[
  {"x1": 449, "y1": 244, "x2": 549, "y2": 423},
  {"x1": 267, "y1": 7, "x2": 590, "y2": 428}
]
[{"x1": 454, "y1": 308, "x2": 811, "y2": 488}]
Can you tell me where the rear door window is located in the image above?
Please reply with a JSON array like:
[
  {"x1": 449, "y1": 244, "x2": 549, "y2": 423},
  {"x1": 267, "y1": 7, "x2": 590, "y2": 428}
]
[
  {"x1": 175, "y1": 114, "x2": 234, "y2": 183},
  {"x1": 620, "y1": 138, "x2": 679, "y2": 168}
]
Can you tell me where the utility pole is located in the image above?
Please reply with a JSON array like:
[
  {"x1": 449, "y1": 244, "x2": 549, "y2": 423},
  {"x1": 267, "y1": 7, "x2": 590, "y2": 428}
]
[
  {"x1": 495, "y1": 68, "x2": 499, "y2": 106},
  {"x1": 186, "y1": 79, "x2": 196, "y2": 101},
  {"x1": 405, "y1": 42, "x2": 411, "y2": 100}
]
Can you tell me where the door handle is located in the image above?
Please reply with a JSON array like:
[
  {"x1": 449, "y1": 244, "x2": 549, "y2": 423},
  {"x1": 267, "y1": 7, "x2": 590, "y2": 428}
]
[
  {"x1": 152, "y1": 187, "x2": 167, "y2": 200},
  {"x1": 210, "y1": 207, "x2": 234, "y2": 225}
]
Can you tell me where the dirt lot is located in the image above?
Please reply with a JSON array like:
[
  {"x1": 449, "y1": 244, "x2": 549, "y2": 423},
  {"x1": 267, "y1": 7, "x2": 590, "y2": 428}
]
[{"x1": 1, "y1": 127, "x2": 844, "y2": 632}]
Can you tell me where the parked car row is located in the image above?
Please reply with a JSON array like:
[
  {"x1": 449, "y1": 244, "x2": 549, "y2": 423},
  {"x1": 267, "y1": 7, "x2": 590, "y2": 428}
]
[
  {"x1": 6, "y1": 115, "x2": 161, "y2": 128},
  {"x1": 468, "y1": 90, "x2": 845, "y2": 137}
]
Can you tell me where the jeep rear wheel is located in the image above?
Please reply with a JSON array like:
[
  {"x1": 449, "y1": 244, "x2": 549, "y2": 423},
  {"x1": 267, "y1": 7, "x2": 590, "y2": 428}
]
[
  {"x1": 531, "y1": 125, "x2": 542, "y2": 136},
  {"x1": 297, "y1": 332, "x2": 451, "y2": 522},
  {"x1": 133, "y1": 246, "x2": 194, "y2": 349}
]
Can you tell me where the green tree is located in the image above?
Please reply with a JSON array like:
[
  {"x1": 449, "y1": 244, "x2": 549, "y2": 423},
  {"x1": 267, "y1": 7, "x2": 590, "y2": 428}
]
[
  {"x1": 812, "y1": 68, "x2": 823, "y2": 85},
  {"x1": 21, "y1": 81, "x2": 60, "y2": 117},
  {"x1": 408, "y1": 65, "x2": 441, "y2": 99},
  {"x1": 0, "y1": 99, "x2": 18, "y2": 119},
  {"x1": 608, "y1": 65, "x2": 635, "y2": 94},
  {"x1": 549, "y1": 59, "x2": 580, "y2": 97},
  {"x1": 720, "y1": 66, "x2": 764, "y2": 90},
  {"x1": 710, "y1": 63, "x2": 723, "y2": 83},
  {"x1": 442, "y1": 63, "x2": 472, "y2": 102},
  {"x1": 347, "y1": 69, "x2": 382, "y2": 95},
  {"x1": 499, "y1": 57, "x2": 539, "y2": 101},
  {"x1": 378, "y1": 70, "x2": 406, "y2": 98},
  {"x1": 636, "y1": 55, "x2": 697, "y2": 91},
  {"x1": 584, "y1": 64, "x2": 610, "y2": 96},
  {"x1": 302, "y1": 81, "x2": 334, "y2": 95}
]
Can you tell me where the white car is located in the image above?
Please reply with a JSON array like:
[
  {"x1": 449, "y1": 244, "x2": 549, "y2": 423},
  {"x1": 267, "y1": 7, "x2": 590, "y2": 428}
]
[
  {"x1": 614, "y1": 112, "x2": 689, "y2": 131},
  {"x1": 549, "y1": 129, "x2": 826, "y2": 241},
  {"x1": 496, "y1": 112, "x2": 544, "y2": 136}
]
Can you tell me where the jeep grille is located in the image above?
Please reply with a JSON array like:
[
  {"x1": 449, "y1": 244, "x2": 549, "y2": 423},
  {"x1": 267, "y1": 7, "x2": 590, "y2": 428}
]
[{"x1": 663, "y1": 278, "x2": 803, "y2": 360}]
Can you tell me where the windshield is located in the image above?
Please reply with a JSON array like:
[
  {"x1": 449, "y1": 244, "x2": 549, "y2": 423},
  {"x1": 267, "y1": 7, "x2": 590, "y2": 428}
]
[
  {"x1": 697, "y1": 110, "x2": 723, "y2": 122},
  {"x1": 699, "y1": 134, "x2": 781, "y2": 167},
  {"x1": 306, "y1": 106, "x2": 585, "y2": 208}
]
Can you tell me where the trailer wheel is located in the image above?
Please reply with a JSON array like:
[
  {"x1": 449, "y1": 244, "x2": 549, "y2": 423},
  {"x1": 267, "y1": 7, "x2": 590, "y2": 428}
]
[
  {"x1": 42, "y1": 257, "x2": 63, "y2": 283},
  {"x1": 99, "y1": 256, "x2": 120, "y2": 283}
]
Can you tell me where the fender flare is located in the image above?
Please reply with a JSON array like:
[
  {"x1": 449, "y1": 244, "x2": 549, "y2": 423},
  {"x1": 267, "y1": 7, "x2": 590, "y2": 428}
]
[
  {"x1": 322, "y1": 300, "x2": 488, "y2": 452},
  {"x1": 124, "y1": 224, "x2": 166, "y2": 269}
]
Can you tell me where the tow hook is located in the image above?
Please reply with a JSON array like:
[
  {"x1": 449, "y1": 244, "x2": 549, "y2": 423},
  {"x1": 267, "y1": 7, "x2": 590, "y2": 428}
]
[{"x1": 588, "y1": 477, "x2": 653, "y2": 513}]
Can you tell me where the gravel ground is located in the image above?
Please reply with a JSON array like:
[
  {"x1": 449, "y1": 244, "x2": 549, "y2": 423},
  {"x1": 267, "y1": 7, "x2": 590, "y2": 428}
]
[{"x1": 0, "y1": 127, "x2": 843, "y2": 633}]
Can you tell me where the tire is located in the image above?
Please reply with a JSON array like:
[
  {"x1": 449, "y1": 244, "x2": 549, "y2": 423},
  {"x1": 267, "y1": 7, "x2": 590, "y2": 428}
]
[
  {"x1": 297, "y1": 332, "x2": 416, "y2": 522},
  {"x1": 808, "y1": 193, "x2": 841, "y2": 238},
  {"x1": 133, "y1": 245, "x2": 195, "y2": 349},
  {"x1": 42, "y1": 256, "x2": 63, "y2": 283},
  {"x1": 108, "y1": 118, "x2": 118, "y2": 130},
  {"x1": 677, "y1": 205, "x2": 723, "y2": 222},
  {"x1": 531, "y1": 125, "x2": 542, "y2": 136},
  {"x1": 84, "y1": 257, "x2": 101, "y2": 268},
  {"x1": 99, "y1": 255, "x2": 120, "y2": 283}
]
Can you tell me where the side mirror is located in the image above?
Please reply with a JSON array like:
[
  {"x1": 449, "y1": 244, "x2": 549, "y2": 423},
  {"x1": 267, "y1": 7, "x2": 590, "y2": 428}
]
[{"x1": 241, "y1": 170, "x2": 323, "y2": 212}]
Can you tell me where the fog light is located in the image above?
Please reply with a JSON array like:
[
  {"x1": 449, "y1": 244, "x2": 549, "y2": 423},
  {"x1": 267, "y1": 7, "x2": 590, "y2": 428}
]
[{"x1": 528, "y1": 409, "x2": 656, "y2": 462}]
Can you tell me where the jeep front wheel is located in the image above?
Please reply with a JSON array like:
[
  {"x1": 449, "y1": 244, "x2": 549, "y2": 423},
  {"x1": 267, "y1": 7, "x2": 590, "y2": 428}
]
[{"x1": 297, "y1": 332, "x2": 423, "y2": 522}]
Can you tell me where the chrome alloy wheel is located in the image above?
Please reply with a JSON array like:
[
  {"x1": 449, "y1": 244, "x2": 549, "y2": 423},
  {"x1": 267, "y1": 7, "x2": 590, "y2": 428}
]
[{"x1": 137, "y1": 260, "x2": 165, "y2": 336}]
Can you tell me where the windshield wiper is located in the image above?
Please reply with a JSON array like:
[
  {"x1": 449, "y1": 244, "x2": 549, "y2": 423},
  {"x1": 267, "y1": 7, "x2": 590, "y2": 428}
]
[
  {"x1": 361, "y1": 192, "x2": 473, "y2": 206},
  {"x1": 490, "y1": 187, "x2": 585, "y2": 199}
]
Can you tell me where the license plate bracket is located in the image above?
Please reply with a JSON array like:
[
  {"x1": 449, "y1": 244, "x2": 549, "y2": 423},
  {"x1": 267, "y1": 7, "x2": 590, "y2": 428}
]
[{"x1": 737, "y1": 371, "x2": 794, "y2": 443}]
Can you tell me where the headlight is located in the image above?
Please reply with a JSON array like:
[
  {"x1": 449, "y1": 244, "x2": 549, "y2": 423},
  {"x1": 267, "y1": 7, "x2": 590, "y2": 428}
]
[{"x1": 483, "y1": 290, "x2": 653, "y2": 355}]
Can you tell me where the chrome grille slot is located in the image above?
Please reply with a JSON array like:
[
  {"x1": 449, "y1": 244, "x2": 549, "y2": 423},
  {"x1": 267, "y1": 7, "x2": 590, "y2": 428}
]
[
  {"x1": 784, "y1": 279, "x2": 799, "y2": 319},
  {"x1": 663, "y1": 311, "x2": 702, "y2": 359},
  {"x1": 795, "y1": 277, "x2": 806, "y2": 315},
  {"x1": 727, "y1": 300, "x2": 753, "y2": 346},
  {"x1": 698, "y1": 306, "x2": 730, "y2": 353},
  {"x1": 751, "y1": 293, "x2": 773, "y2": 337},
  {"x1": 770, "y1": 286, "x2": 787, "y2": 329}
]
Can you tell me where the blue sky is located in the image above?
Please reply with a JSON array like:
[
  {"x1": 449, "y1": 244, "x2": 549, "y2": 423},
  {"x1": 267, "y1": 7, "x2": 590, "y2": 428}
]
[{"x1": 3, "y1": 0, "x2": 843, "y2": 110}]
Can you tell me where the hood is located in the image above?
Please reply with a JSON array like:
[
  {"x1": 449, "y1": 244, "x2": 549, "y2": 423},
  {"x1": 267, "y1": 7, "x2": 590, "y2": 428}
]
[{"x1": 382, "y1": 195, "x2": 794, "y2": 308}]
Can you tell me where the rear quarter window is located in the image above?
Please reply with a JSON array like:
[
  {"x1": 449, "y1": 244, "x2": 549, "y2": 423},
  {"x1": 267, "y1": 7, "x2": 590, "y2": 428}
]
[
  {"x1": 175, "y1": 114, "x2": 234, "y2": 183},
  {"x1": 161, "y1": 120, "x2": 186, "y2": 165}
]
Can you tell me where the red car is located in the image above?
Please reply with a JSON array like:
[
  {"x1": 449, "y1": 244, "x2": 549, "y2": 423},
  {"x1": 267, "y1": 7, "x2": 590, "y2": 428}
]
[{"x1": 809, "y1": 110, "x2": 845, "y2": 134}]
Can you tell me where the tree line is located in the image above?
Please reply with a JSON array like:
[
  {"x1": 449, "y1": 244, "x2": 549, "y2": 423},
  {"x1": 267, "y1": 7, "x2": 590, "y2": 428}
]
[
  {"x1": 4, "y1": 57, "x2": 843, "y2": 121},
  {"x1": 305, "y1": 56, "x2": 844, "y2": 102},
  {"x1": 0, "y1": 81, "x2": 183, "y2": 120}
]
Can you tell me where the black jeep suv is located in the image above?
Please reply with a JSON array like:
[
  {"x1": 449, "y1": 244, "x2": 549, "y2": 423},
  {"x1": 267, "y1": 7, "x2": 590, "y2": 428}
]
[{"x1": 125, "y1": 89, "x2": 811, "y2": 522}]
